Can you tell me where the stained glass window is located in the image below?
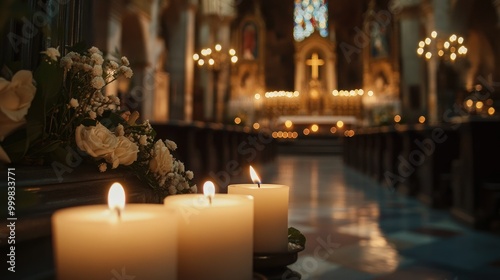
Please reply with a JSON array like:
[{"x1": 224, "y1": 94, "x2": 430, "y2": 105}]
[{"x1": 294, "y1": 0, "x2": 329, "y2": 42}]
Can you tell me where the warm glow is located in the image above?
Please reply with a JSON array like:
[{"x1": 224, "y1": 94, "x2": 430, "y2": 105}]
[
  {"x1": 450, "y1": 34, "x2": 457, "y2": 42},
  {"x1": 254, "y1": 93, "x2": 261, "y2": 100},
  {"x1": 425, "y1": 52, "x2": 432, "y2": 59},
  {"x1": 234, "y1": 117, "x2": 241, "y2": 124},
  {"x1": 193, "y1": 53, "x2": 199, "y2": 60},
  {"x1": 438, "y1": 50, "x2": 444, "y2": 57},
  {"x1": 417, "y1": 48, "x2": 424, "y2": 55},
  {"x1": 368, "y1": 90, "x2": 374, "y2": 96},
  {"x1": 418, "y1": 41, "x2": 425, "y2": 48},
  {"x1": 292, "y1": 132, "x2": 298, "y2": 138},
  {"x1": 476, "y1": 101, "x2": 484, "y2": 109},
  {"x1": 458, "y1": 37, "x2": 464, "y2": 44},
  {"x1": 488, "y1": 107, "x2": 495, "y2": 115},
  {"x1": 332, "y1": 90, "x2": 339, "y2": 96},
  {"x1": 229, "y1": 49, "x2": 236, "y2": 56},
  {"x1": 431, "y1": 31, "x2": 437, "y2": 38},
  {"x1": 337, "y1": 120, "x2": 344, "y2": 128},
  {"x1": 450, "y1": 53, "x2": 456, "y2": 61},
  {"x1": 249, "y1": 166, "x2": 261, "y2": 184},
  {"x1": 215, "y1": 44, "x2": 222, "y2": 51},
  {"x1": 231, "y1": 56, "x2": 238, "y2": 63},
  {"x1": 285, "y1": 120, "x2": 293, "y2": 128},
  {"x1": 444, "y1": 41, "x2": 450, "y2": 49},
  {"x1": 203, "y1": 181, "x2": 215, "y2": 201},
  {"x1": 311, "y1": 124, "x2": 319, "y2": 132},
  {"x1": 198, "y1": 59, "x2": 205, "y2": 66},
  {"x1": 303, "y1": 128, "x2": 310, "y2": 135},
  {"x1": 253, "y1": 123, "x2": 260, "y2": 129},
  {"x1": 330, "y1": 127, "x2": 337, "y2": 134},
  {"x1": 425, "y1": 38, "x2": 431, "y2": 45},
  {"x1": 108, "y1": 183, "x2": 125, "y2": 211},
  {"x1": 208, "y1": 58, "x2": 215, "y2": 65},
  {"x1": 272, "y1": 132, "x2": 277, "y2": 138},
  {"x1": 394, "y1": 115, "x2": 401, "y2": 123},
  {"x1": 418, "y1": 116, "x2": 426, "y2": 124},
  {"x1": 465, "y1": 99, "x2": 473, "y2": 108}
]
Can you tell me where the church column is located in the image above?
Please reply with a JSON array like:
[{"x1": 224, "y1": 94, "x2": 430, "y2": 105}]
[
  {"x1": 423, "y1": 0, "x2": 452, "y2": 123},
  {"x1": 396, "y1": 1, "x2": 426, "y2": 121},
  {"x1": 199, "y1": 0, "x2": 236, "y2": 123},
  {"x1": 166, "y1": 0, "x2": 198, "y2": 121}
]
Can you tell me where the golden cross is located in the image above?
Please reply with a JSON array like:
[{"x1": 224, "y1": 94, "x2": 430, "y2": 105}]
[{"x1": 306, "y1": 53, "x2": 324, "y2": 79}]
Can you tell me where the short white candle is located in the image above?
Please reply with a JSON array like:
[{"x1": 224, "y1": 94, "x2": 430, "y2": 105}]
[
  {"x1": 164, "y1": 181, "x2": 254, "y2": 280},
  {"x1": 228, "y1": 166, "x2": 289, "y2": 253},
  {"x1": 52, "y1": 183, "x2": 177, "y2": 280}
]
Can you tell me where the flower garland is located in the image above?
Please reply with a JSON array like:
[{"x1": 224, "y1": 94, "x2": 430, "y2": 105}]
[{"x1": 0, "y1": 45, "x2": 196, "y2": 197}]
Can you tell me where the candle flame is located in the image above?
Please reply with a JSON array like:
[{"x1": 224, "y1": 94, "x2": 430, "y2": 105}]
[
  {"x1": 108, "y1": 182, "x2": 125, "y2": 211},
  {"x1": 249, "y1": 166, "x2": 261, "y2": 184},
  {"x1": 203, "y1": 181, "x2": 215, "y2": 204}
]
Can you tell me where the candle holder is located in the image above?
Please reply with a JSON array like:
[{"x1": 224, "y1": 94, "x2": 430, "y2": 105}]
[{"x1": 253, "y1": 227, "x2": 305, "y2": 279}]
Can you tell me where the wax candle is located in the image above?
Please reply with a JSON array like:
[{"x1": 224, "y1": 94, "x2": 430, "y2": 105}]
[
  {"x1": 228, "y1": 166, "x2": 289, "y2": 253},
  {"x1": 52, "y1": 183, "x2": 177, "y2": 280},
  {"x1": 164, "y1": 181, "x2": 254, "y2": 280}
]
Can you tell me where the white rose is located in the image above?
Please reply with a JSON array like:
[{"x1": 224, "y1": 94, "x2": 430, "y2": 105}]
[
  {"x1": 106, "y1": 136, "x2": 138, "y2": 168},
  {"x1": 0, "y1": 70, "x2": 36, "y2": 141},
  {"x1": 75, "y1": 123, "x2": 118, "y2": 158},
  {"x1": 88, "y1": 111, "x2": 96, "y2": 120},
  {"x1": 149, "y1": 139, "x2": 173, "y2": 176}
]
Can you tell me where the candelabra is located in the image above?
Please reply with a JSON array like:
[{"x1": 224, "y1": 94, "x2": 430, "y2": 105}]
[
  {"x1": 416, "y1": 31, "x2": 468, "y2": 123},
  {"x1": 193, "y1": 44, "x2": 238, "y2": 122},
  {"x1": 417, "y1": 31, "x2": 467, "y2": 62}
]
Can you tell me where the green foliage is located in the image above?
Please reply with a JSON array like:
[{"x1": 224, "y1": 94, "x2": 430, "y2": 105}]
[{"x1": 288, "y1": 226, "x2": 306, "y2": 248}]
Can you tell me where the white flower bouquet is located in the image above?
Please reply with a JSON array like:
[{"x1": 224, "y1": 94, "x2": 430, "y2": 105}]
[{"x1": 0, "y1": 45, "x2": 196, "y2": 197}]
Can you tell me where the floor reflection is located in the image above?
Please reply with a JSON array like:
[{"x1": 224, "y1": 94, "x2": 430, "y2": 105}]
[{"x1": 261, "y1": 154, "x2": 500, "y2": 280}]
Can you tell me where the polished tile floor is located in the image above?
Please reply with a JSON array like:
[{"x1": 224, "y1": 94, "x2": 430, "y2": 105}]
[{"x1": 256, "y1": 154, "x2": 500, "y2": 280}]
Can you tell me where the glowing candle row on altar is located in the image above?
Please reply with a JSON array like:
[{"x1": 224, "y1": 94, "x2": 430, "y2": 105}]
[{"x1": 52, "y1": 167, "x2": 289, "y2": 280}]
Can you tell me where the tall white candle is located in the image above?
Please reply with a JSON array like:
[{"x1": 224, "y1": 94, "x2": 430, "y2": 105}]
[
  {"x1": 52, "y1": 183, "x2": 177, "y2": 280},
  {"x1": 228, "y1": 166, "x2": 289, "y2": 253},
  {"x1": 164, "y1": 181, "x2": 254, "y2": 280}
]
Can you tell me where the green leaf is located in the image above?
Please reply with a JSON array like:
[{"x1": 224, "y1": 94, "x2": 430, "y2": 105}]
[
  {"x1": 33, "y1": 57, "x2": 63, "y2": 108},
  {"x1": 81, "y1": 119, "x2": 97, "y2": 127},
  {"x1": 288, "y1": 227, "x2": 306, "y2": 248}
]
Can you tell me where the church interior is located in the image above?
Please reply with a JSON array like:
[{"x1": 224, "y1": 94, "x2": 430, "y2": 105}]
[{"x1": 1, "y1": 0, "x2": 500, "y2": 279}]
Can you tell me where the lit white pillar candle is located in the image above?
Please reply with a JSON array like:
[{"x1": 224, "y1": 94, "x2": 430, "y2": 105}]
[
  {"x1": 52, "y1": 183, "x2": 177, "y2": 280},
  {"x1": 228, "y1": 166, "x2": 289, "y2": 253},
  {"x1": 164, "y1": 181, "x2": 254, "y2": 280}
]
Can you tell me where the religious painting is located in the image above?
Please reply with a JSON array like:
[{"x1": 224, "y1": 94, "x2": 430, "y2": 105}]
[
  {"x1": 242, "y1": 22, "x2": 258, "y2": 60},
  {"x1": 370, "y1": 23, "x2": 390, "y2": 58}
]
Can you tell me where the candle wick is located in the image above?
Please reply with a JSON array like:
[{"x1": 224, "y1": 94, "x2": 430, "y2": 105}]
[
  {"x1": 115, "y1": 207, "x2": 122, "y2": 220},
  {"x1": 257, "y1": 182, "x2": 261, "y2": 188},
  {"x1": 208, "y1": 196, "x2": 212, "y2": 206}
]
